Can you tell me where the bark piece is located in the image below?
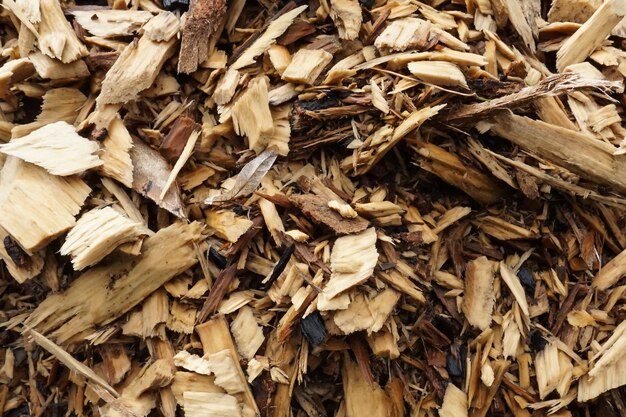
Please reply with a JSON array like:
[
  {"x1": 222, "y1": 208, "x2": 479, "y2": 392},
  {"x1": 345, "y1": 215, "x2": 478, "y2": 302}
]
[
  {"x1": 160, "y1": 117, "x2": 201, "y2": 163},
  {"x1": 24, "y1": 222, "x2": 202, "y2": 344},
  {"x1": 0, "y1": 157, "x2": 91, "y2": 252},
  {"x1": 292, "y1": 194, "x2": 369, "y2": 234},
  {"x1": 178, "y1": 0, "x2": 227, "y2": 74}
]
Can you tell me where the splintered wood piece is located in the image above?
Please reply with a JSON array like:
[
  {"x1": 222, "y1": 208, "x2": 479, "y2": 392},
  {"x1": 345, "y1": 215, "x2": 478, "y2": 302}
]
[
  {"x1": 0, "y1": 226, "x2": 44, "y2": 284},
  {"x1": 214, "y1": 69, "x2": 241, "y2": 105},
  {"x1": 195, "y1": 316, "x2": 260, "y2": 416},
  {"x1": 548, "y1": 0, "x2": 600, "y2": 23},
  {"x1": 535, "y1": 341, "x2": 560, "y2": 399},
  {"x1": 159, "y1": 129, "x2": 200, "y2": 201},
  {"x1": 24, "y1": 222, "x2": 202, "y2": 344},
  {"x1": 407, "y1": 61, "x2": 467, "y2": 88},
  {"x1": 25, "y1": 328, "x2": 118, "y2": 398},
  {"x1": 414, "y1": 141, "x2": 507, "y2": 205},
  {"x1": 100, "y1": 357, "x2": 175, "y2": 417},
  {"x1": 578, "y1": 320, "x2": 626, "y2": 401},
  {"x1": 323, "y1": 227, "x2": 378, "y2": 300},
  {"x1": 231, "y1": 76, "x2": 274, "y2": 153},
  {"x1": 0, "y1": 58, "x2": 35, "y2": 98},
  {"x1": 130, "y1": 137, "x2": 185, "y2": 218},
  {"x1": 475, "y1": 216, "x2": 536, "y2": 240},
  {"x1": 593, "y1": 247, "x2": 626, "y2": 290},
  {"x1": 556, "y1": 0, "x2": 626, "y2": 71},
  {"x1": 501, "y1": 0, "x2": 535, "y2": 51},
  {"x1": 12, "y1": 87, "x2": 88, "y2": 138},
  {"x1": 342, "y1": 355, "x2": 393, "y2": 417},
  {"x1": 97, "y1": 12, "x2": 179, "y2": 105},
  {"x1": 333, "y1": 289, "x2": 400, "y2": 334},
  {"x1": 178, "y1": 0, "x2": 227, "y2": 74},
  {"x1": 499, "y1": 262, "x2": 530, "y2": 319},
  {"x1": 205, "y1": 210, "x2": 253, "y2": 242},
  {"x1": 60, "y1": 206, "x2": 147, "y2": 271},
  {"x1": 99, "y1": 345, "x2": 131, "y2": 386},
  {"x1": 99, "y1": 115, "x2": 134, "y2": 188},
  {"x1": 0, "y1": 157, "x2": 91, "y2": 252},
  {"x1": 0, "y1": 121, "x2": 101, "y2": 176},
  {"x1": 230, "y1": 306, "x2": 264, "y2": 360},
  {"x1": 29, "y1": 52, "x2": 89, "y2": 80},
  {"x1": 489, "y1": 112, "x2": 626, "y2": 194},
  {"x1": 168, "y1": 302, "x2": 197, "y2": 334},
  {"x1": 173, "y1": 351, "x2": 212, "y2": 375},
  {"x1": 123, "y1": 359, "x2": 174, "y2": 399},
  {"x1": 462, "y1": 256, "x2": 497, "y2": 330},
  {"x1": 439, "y1": 383, "x2": 468, "y2": 417},
  {"x1": 346, "y1": 104, "x2": 445, "y2": 175},
  {"x1": 72, "y1": 10, "x2": 153, "y2": 38},
  {"x1": 281, "y1": 49, "x2": 333, "y2": 85},
  {"x1": 183, "y1": 392, "x2": 242, "y2": 417},
  {"x1": 447, "y1": 73, "x2": 618, "y2": 122},
  {"x1": 374, "y1": 18, "x2": 432, "y2": 52},
  {"x1": 330, "y1": 0, "x2": 362, "y2": 40},
  {"x1": 171, "y1": 372, "x2": 222, "y2": 405},
  {"x1": 231, "y1": 5, "x2": 308, "y2": 70},
  {"x1": 207, "y1": 350, "x2": 247, "y2": 394},
  {"x1": 37, "y1": 0, "x2": 88, "y2": 63}
]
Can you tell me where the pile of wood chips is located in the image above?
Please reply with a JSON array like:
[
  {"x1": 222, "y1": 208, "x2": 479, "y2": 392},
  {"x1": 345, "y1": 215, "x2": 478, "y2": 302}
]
[{"x1": 7, "y1": 0, "x2": 626, "y2": 416}]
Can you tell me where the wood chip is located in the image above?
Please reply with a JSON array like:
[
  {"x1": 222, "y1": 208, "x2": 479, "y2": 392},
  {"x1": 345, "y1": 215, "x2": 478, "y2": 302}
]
[{"x1": 0, "y1": 121, "x2": 102, "y2": 176}]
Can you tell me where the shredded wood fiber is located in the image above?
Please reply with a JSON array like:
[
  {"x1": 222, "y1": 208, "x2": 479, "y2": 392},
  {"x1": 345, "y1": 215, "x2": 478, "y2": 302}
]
[{"x1": 5, "y1": 1, "x2": 626, "y2": 417}]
